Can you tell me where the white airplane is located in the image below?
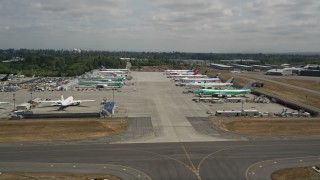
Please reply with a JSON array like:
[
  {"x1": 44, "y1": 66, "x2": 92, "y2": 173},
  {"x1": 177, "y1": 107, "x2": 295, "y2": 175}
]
[
  {"x1": 39, "y1": 95, "x2": 95, "y2": 110},
  {"x1": 0, "y1": 102, "x2": 9, "y2": 104},
  {"x1": 164, "y1": 69, "x2": 193, "y2": 75},
  {"x1": 178, "y1": 77, "x2": 221, "y2": 84},
  {"x1": 185, "y1": 77, "x2": 234, "y2": 88},
  {"x1": 176, "y1": 73, "x2": 221, "y2": 84},
  {"x1": 171, "y1": 74, "x2": 208, "y2": 79}
]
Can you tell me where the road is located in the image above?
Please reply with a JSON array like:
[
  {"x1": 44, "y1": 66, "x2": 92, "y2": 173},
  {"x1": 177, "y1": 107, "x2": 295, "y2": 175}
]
[{"x1": 0, "y1": 140, "x2": 320, "y2": 180}]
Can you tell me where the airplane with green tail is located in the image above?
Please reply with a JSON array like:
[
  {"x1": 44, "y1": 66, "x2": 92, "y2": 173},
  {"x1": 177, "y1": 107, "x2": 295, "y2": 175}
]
[{"x1": 194, "y1": 82, "x2": 254, "y2": 97}]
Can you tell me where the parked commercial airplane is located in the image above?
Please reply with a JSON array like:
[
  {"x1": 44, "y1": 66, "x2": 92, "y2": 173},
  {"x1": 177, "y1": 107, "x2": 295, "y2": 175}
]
[
  {"x1": 186, "y1": 77, "x2": 234, "y2": 88},
  {"x1": 177, "y1": 74, "x2": 221, "y2": 84},
  {"x1": 171, "y1": 74, "x2": 208, "y2": 79},
  {"x1": 194, "y1": 82, "x2": 253, "y2": 97},
  {"x1": 0, "y1": 74, "x2": 10, "y2": 82},
  {"x1": 99, "y1": 70, "x2": 127, "y2": 75},
  {"x1": 79, "y1": 80, "x2": 123, "y2": 87},
  {"x1": 86, "y1": 76, "x2": 126, "y2": 82},
  {"x1": 39, "y1": 95, "x2": 95, "y2": 110},
  {"x1": 98, "y1": 66, "x2": 129, "y2": 73},
  {"x1": 165, "y1": 69, "x2": 194, "y2": 75},
  {"x1": 178, "y1": 78, "x2": 221, "y2": 86}
]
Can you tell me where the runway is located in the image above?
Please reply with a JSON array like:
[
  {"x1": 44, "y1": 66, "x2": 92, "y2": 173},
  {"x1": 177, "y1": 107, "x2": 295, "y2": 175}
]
[{"x1": 0, "y1": 140, "x2": 320, "y2": 180}]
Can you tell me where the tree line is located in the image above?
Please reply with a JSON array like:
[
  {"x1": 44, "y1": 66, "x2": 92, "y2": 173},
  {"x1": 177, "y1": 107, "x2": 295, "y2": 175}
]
[
  {"x1": 0, "y1": 49, "x2": 126, "y2": 76},
  {"x1": 0, "y1": 49, "x2": 319, "y2": 77}
]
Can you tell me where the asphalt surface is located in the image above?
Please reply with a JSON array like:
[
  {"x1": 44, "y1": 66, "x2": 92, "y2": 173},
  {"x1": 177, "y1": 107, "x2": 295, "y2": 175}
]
[
  {"x1": 1, "y1": 71, "x2": 320, "y2": 179},
  {"x1": 0, "y1": 140, "x2": 320, "y2": 180},
  {"x1": 1, "y1": 72, "x2": 290, "y2": 143}
]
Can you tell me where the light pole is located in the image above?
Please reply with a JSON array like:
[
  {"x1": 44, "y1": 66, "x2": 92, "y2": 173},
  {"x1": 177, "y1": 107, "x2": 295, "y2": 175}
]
[
  {"x1": 30, "y1": 92, "x2": 33, "y2": 102},
  {"x1": 13, "y1": 93, "x2": 16, "y2": 111},
  {"x1": 241, "y1": 99, "x2": 244, "y2": 112}
]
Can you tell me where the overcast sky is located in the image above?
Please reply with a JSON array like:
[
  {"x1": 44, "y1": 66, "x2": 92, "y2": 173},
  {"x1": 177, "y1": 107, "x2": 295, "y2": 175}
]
[{"x1": 0, "y1": 0, "x2": 319, "y2": 53}]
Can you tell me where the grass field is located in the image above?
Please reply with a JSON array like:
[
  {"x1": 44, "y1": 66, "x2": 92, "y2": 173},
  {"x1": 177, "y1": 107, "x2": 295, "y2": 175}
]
[
  {"x1": 272, "y1": 167, "x2": 320, "y2": 180},
  {"x1": 0, "y1": 172, "x2": 122, "y2": 180},
  {"x1": 238, "y1": 74, "x2": 320, "y2": 109},
  {"x1": 0, "y1": 118, "x2": 128, "y2": 142},
  {"x1": 213, "y1": 118, "x2": 320, "y2": 136},
  {"x1": 269, "y1": 78, "x2": 320, "y2": 92}
]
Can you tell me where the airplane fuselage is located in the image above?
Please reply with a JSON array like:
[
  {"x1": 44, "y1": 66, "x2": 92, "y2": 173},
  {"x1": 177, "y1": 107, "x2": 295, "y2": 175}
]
[
  {"x1": 186, "y1": 82, "x2": 233, "y2": 88},
  {"x1": 195, "y1": 89, "x2": 251, "y2": 96}
]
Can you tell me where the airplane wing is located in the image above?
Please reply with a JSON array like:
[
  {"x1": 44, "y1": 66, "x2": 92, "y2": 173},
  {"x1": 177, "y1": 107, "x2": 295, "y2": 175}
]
[
  {"x1": 38, "y1": 100, "x2": 61, "y2": 103},
  {"x1": 73, "y1": 100, "x2": 95, "y2": 103},
  {"x1": 37, "y1": 100, "x2": 62, "y2": 103}
]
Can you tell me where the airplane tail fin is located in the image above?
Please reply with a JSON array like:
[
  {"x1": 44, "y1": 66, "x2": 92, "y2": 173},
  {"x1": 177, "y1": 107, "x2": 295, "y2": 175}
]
[
  {"x1": 1, "y1": 74, "x2": 9, "y2": 81},
  {"x1": 225, "y1": 77, "x2": 234, "y2": 83},
  {"x1": 242, "y1": 82, "x2": 254, "y2": 90},
  {"x1": 61, "y1": 94, "x2": 64, "y2": 101},
  {"x1": 214, "y1": 73, "x2": 221, "y2": 79},
  {"x1": 99, "y1": 65, "x2": 105, "y2": 71}
]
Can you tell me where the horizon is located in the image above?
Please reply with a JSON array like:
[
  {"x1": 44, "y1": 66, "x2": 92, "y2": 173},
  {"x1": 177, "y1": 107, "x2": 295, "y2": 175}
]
[{"x1": 1, "y1": 48, "x2": 320, "y2": 55}]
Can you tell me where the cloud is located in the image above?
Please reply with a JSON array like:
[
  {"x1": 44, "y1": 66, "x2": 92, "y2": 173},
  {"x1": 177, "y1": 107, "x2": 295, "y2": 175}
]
[
  {"x1": 29, "y1": 0, "x2": 130, "y2": 18},
  {"x1": 0, "y1": 0, "x2": 319, "y2": 52}
]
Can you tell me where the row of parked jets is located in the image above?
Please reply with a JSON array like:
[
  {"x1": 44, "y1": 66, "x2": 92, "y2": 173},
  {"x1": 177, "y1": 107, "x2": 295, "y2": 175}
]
[
  {"x1": 165, "y1": 69, "x2": 253, "y2": 97},
  {"x1": 1, "y1": 67, "x2": 130, "y2": 111}
]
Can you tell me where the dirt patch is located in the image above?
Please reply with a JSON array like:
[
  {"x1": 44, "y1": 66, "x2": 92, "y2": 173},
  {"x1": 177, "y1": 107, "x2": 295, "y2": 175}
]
[
  {"x1": 213, "y1": 118, "x2": 320, "y2": 136},
  {"x1": 0, "y1": 172, "x2": 122, "y2": 180},
  {"x1": 0, "y1": 118, "x2": 128, "y2": 142},
  {"x1": 272, "y1": 167, "x2": 320, "y2": 180}
]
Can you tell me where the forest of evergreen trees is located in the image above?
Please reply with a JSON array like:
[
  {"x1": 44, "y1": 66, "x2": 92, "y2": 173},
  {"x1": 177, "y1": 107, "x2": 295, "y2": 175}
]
[{"x1": 0, "y1": 49, "x2": 319, "y2": 77}]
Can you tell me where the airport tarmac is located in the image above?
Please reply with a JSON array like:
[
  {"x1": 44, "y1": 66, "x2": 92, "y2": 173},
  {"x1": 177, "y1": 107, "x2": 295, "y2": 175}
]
[
  {"x1": 0, "y1": 140, "x2": 319, "y2": 180},
  {"x1": 1, "y1": 72, "x2": 294, "y2": 143},
  {"x1": 0, "y1": 72, "x2": 320, "y2": 179}
]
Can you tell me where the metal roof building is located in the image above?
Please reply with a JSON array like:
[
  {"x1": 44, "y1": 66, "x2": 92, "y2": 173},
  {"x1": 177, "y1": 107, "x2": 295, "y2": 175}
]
[
  {"x1": 252, "y1": 65, "x2": 272, "y2": 70},
  {"x1": 210, "y1": 63, "x2": 233, "y2": 70},
  {"x1": 232, "y1": 64, "x2": 253, "y2": 70}
]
